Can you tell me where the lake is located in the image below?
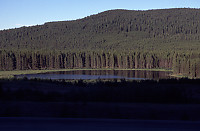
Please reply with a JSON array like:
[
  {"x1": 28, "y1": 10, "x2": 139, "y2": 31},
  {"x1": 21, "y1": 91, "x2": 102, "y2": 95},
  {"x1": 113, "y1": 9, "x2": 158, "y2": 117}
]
[{"x1": 15, "y1": 69, "x2": 172, "y2": 80}]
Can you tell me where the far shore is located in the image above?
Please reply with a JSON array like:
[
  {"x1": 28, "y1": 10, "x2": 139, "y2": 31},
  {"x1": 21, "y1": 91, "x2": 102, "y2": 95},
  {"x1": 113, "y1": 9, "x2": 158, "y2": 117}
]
[{"x1": 0, "y1": 68, "x2": 172, "y2": 79}]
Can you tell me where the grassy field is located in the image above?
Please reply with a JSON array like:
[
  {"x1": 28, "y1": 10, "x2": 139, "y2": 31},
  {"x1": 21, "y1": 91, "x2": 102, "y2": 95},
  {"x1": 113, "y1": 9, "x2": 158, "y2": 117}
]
[{"x1": 0, "y1": 68, "x2": 173, "y2": 79}]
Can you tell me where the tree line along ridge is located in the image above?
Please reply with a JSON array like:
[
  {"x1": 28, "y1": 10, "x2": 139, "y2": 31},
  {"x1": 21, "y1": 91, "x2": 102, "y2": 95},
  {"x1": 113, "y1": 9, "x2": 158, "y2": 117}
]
[{"x1": 0, "y1": 8, "x2": 200, "y2": 77}]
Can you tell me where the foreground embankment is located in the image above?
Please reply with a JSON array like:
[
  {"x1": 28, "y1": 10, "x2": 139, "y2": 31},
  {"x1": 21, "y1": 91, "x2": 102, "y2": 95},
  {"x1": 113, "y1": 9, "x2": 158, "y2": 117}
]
[
  {"x1": 0, "y1": 78, "x2": 200, "y2": 120},
  {"x1": 0, "y1": 117, "x2": 200, "y2": 131}
]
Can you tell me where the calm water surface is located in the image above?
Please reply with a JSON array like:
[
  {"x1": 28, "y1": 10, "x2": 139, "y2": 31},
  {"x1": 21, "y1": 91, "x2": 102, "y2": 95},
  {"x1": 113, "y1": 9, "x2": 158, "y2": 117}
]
[{"x1": 15, "y1": 70, "x2": 172, "y2": 80}]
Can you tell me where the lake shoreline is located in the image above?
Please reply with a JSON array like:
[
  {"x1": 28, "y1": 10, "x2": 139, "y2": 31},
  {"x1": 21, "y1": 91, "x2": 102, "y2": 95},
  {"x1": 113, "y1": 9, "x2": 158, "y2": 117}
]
[{"x1": 0, "y1": 68, "x2": 173, "y2": 79}]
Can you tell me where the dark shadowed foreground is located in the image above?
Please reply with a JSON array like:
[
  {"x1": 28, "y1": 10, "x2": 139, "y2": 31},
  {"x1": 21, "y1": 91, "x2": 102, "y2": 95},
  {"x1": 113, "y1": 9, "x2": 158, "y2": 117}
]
[
  {"x1": 0, "y1": 117, "x2": 200, "y2": 131},
  {"x1": 0, "y1": 78, "x2": 200, "y2": 120}
]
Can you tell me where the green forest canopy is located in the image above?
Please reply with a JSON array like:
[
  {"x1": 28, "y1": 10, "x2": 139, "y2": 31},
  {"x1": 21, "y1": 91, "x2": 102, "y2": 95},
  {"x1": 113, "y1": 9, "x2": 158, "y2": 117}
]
[{"x1": 0, "y1": 8, "x2": 200, "y2": 77}]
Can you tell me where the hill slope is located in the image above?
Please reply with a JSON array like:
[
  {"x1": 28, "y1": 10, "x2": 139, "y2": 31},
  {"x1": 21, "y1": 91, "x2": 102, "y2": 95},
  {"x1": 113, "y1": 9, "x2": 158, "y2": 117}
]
[
  {"x1": 1, "y1": 8, "x2": 200, "y2": 51},
  {"x1": 0, "y1": 8, "x2": 200, "y2": 77}
]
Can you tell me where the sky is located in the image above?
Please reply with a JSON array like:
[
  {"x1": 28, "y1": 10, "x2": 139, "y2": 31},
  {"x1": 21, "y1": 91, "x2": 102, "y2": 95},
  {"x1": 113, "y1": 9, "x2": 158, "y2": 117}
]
[{"x1": 0, "y1": 0, "x2": 199, "y2": 30}]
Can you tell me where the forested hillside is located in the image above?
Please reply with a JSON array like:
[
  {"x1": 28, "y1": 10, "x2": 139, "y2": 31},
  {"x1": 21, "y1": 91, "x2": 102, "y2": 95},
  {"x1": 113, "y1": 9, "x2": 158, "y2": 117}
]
[{"x1": 0, "y1": 8, "x2": 200, "y2": 77}]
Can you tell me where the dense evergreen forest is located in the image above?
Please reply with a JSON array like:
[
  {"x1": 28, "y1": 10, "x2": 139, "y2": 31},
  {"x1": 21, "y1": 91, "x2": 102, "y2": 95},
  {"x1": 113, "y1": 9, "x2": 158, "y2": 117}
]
[{"x1": 0, "y1": 8, "x2": 200, "y2": 77}]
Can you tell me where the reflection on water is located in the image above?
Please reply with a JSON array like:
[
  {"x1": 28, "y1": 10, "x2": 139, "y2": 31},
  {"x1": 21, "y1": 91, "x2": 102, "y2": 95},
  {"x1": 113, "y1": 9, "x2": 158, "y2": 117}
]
[{"x1": 15, "y1": 70, "x2": 172, "y2": 80}]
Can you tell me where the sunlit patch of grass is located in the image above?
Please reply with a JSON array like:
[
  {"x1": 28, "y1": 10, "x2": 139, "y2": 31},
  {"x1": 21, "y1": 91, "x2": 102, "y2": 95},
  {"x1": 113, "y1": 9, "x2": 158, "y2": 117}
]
[{"x1": 170, "y1": 73, "x2": 191, "y2": 79}]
